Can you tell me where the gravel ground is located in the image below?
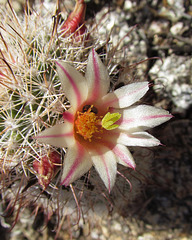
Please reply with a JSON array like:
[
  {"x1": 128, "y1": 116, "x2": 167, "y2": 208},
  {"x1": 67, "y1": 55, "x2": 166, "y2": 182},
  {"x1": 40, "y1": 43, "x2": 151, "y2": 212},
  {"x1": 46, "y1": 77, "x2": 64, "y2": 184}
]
[{"x1": 0, "y1": 0, "x2": 192, "y2": 239}]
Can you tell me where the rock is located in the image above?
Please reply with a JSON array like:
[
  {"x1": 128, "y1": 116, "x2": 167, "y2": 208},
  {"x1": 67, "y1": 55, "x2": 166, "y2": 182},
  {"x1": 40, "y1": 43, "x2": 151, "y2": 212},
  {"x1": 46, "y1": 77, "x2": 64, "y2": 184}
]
[{"x1": 149, "y1": 55, "x2": 192, "y2": 113}]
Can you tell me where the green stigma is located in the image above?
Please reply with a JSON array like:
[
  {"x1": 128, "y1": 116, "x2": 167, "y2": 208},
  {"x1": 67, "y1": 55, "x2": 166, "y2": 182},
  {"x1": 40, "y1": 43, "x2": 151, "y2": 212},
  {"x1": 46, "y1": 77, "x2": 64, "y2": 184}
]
[{"x1": 101, "y1": 112, "x2": 121, "y2": 130}]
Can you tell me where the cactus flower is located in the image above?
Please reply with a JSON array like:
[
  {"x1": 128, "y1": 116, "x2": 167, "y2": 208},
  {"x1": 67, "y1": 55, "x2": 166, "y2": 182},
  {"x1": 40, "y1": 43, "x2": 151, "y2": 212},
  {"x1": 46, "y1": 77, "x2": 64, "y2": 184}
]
[{"x1": 35, "y1": 49, "x2": 172, "y2": 192}]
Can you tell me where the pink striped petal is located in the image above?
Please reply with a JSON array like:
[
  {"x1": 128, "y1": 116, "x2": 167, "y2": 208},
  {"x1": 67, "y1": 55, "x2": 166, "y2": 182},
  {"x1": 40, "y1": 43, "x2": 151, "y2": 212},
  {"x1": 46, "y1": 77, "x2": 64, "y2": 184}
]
[
  {"x1": 34, "y1": 122, "x2": 75, "y2": 148},
  {"x1": 117, "y1": 131, "x2": 160, "y2": 147},
  {"x1": 61, "y1": 143, "x2": 92, "y2": 186},
  {"x1": 85, "y1": 49, "x2": 110, "y2": 102},
  {"x1": 100, "y1": 82, "x2": 149, "y2": 109},
  {"x1": 62, "y1": 108, "x2": 75, "y2": 123},
  {"x1": 55, "y1": 61, "x2": 88, "y2": 110},
  {"x1": 91, "y1": 147, "x2": 117, "y2": 192},
  {"x1": 112, "y1": 144, "x2": 136, "y2": 169},
  {"x1": 113, "y1": 105, "x2": 172, "y2": 130}
]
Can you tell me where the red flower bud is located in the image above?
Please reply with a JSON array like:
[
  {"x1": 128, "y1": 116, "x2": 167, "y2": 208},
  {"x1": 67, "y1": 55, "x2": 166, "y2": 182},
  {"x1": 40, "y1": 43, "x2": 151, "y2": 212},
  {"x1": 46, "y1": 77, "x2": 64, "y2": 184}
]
[
  {"x1": 33, "y1": 151, "x2": 61, "y2": 189},
  {"x1": 60, "y1": 0, "x2": 88, "y2": 42}
]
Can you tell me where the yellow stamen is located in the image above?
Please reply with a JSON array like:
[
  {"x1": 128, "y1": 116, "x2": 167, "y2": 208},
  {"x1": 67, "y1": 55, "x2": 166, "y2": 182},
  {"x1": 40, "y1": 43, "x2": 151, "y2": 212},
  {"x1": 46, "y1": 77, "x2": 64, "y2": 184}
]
[{"x1": 75, "y1": 106, "x2": 101, "y2": 141}]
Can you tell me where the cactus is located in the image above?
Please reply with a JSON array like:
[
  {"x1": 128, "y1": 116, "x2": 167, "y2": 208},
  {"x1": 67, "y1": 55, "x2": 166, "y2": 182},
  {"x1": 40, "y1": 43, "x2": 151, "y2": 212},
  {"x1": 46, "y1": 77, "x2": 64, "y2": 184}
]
[
  {"x1": 0, "y1": 0, "x2": 92, "y2": 234},
  {"x1": 0, "y1": 1, "x2": 171, "y2": 238}
]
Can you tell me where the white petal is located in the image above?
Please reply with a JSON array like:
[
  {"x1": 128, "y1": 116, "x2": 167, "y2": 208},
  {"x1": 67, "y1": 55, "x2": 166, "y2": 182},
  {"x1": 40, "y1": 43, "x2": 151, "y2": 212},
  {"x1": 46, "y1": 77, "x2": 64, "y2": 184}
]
[
  {"x1": 56, "y1": 61, "x2": 88, "y2": 110},
  {"x1": 35, "y1": 122, "x2": 75, "y2": 148},
  {"x1": 100, "y1": 82, "x2": 149, "y2": 108},
  {"x1": 85, "y1": 49, "x2": 110, "y2": 102},
  {"x1": 112, "y1": 144, "x2": 136, "y2": 169},
  {"x1": 117, "y1": 131, "x2": 160, "y2": 147},
  {"x1": 113, "y1": 105, "x2": 172, "y2": 130},
  {"x1": 61, "y1": 143, "x2": 92, "y2": 186},
  {"x1": 91, "y1": 147, "x2": 117, "y2": 192}
]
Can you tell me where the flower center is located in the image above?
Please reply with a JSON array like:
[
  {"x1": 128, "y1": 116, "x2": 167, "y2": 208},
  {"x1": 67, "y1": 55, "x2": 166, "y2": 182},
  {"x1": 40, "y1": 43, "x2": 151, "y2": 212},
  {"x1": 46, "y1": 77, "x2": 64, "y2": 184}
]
[{"x1": 75, "y1": 105, "x2": 102, "y2": 141}]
